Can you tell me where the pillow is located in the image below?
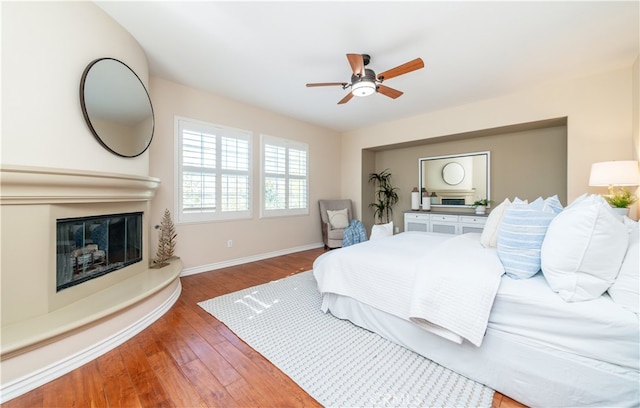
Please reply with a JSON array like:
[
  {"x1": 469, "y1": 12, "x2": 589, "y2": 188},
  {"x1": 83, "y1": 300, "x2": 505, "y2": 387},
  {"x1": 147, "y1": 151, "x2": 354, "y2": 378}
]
[
  {"x1": 497, "y1": 196, "x2": 563, "y2": 279},
  {"x1": 541, "y1": 194, "x2": 629, "y2": 302},
  {"x1": 326, "y1": 208, "x2": 349, "y2": 229},
  {"x1": 370, "y1": 221, "x2": 394, "y2": 240},
  {"x1": 544, "y1": 194, "x2": 564, "y2": 214},
  {"x1": 480, "y1": 198, "x2": 511, "y2": 248},
  {"x1": 607, "y1": 219, "x2": 638, "y2": 313}
]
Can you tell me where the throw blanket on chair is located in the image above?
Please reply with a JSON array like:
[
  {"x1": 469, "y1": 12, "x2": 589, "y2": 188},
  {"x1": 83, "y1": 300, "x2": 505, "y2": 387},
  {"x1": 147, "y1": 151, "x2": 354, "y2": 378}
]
[{"x1": 342, "y1": 220, "x2": 367, "y2": 247}]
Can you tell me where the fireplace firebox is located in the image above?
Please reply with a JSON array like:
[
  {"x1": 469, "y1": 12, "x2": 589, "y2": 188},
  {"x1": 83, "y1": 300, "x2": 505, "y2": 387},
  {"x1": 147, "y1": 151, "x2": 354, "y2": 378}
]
[{"x1": 56, "y1": 212, "x2": 143, "y2": 291}]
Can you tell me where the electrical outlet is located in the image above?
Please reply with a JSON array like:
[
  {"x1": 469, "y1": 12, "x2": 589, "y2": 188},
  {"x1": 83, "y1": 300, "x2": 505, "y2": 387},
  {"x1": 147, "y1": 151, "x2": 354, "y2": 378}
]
[{"x1": 227, "y1": 239, "x2": 233, "y2": 248}]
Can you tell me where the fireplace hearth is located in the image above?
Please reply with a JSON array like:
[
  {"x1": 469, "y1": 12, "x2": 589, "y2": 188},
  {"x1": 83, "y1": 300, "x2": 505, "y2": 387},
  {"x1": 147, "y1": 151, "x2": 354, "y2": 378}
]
[
  {"x1": 1, "y1": 165, "x2": 185, "y2": 403},
  {"x1": 56, "y1": 212, "x2": 142, "y2": 291}
]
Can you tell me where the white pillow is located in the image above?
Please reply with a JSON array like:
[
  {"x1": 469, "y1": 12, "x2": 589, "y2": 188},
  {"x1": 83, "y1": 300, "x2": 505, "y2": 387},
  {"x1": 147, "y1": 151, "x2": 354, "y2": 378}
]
[
  {"x1": 541, "y1": 194, "x2": 629, "y2": 302},
  {"x1": 326, "y1": 208, "x2": 349, "y2": 229},
  {"x1": 608, "y1": 219, "x2": 639, "y2": 314},
  {"x1": 480, "y1": 198, "x2": 511, "y2": 248},
  {"x1": 370, "y1": 221, "x2": 393, "y2": 240},
  {"x1": 497, "y1": 196, "x2": 563, "y2": 279}
]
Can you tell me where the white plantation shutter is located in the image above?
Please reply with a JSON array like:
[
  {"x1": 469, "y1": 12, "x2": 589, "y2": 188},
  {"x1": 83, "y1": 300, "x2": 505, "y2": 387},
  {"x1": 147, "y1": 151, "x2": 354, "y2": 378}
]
[
  {"x1": 287, "y1": 147, "x2": 307, "y2": 209},
  {"x1": 264, "y1": 144, "x2": 286, "y2": 210},
  {"x1": 261, "y1": 134, "x2": 309, "y2": 217},
  {"x1": 176, "y1": 117, "x2": 252, "y2": 223},
  {"x1": 182, "y1": 129, "x2": 216, "y2": 212},
  {"x1": 220, "y1": 136, "x2": 250, "y2": 212}
]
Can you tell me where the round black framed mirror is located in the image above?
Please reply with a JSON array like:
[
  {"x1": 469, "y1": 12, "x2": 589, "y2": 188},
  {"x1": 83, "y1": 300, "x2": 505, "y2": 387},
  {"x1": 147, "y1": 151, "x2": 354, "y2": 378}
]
[{"x1": 80, "y1": 58, "x2": 154, "y2": 158}]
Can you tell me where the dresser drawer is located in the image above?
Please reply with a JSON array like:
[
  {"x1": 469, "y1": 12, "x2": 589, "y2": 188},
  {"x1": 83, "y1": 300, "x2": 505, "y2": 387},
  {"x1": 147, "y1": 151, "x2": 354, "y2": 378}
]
[
  {"x1": 405, "y1": 213, "x2": 430, "y2": 221},
  {"x1": 404, "y1": 211, "x2": 487, "y2": 234},
  {"x1": 430, "y1": 214, "x2": 459, "y2": 223},
  {"x1": 459, "y1": 216, "x2": 487, "y2": 225}
]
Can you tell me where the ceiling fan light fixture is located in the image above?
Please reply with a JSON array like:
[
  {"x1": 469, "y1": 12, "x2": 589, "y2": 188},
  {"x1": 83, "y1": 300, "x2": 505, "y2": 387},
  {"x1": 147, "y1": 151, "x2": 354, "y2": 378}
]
[
  {"x1": 307, "y1": 53, "x2": 424, "y2": 104},
  {"x1": 351, "y1": 80, "x2": 376, "y2": 97}
]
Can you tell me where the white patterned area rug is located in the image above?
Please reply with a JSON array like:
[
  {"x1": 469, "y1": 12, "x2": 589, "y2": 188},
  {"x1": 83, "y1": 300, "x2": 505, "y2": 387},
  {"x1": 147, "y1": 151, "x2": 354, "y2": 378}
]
[{"x1": 198, "y1": 271, "x2": 494, "y2": 408}]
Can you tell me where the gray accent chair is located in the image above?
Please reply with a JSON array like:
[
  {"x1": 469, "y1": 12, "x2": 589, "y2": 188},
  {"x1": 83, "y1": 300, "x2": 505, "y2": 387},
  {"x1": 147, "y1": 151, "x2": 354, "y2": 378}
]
[{"x1": 319, "y1": 199, "x2": 354, "y2": 249}]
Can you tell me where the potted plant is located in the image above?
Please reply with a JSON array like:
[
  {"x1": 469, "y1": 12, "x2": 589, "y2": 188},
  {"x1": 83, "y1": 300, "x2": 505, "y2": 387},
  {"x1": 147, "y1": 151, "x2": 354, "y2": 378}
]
[
  {"x1": 368, "y1": 169, "x2": 399, "y2": 224},
  {"x1": 605, "y1": 188, "x2": 638, "y2": 216},
  {"x1": 471, "y1": 198, "x2": 492, "y2": 215}
]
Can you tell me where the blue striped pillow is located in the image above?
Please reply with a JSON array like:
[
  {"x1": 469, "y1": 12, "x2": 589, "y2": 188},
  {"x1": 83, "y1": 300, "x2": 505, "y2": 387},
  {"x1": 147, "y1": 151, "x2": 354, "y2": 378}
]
[{"x1": 497, "y1": 196, "x2": 563, "y2": 279}]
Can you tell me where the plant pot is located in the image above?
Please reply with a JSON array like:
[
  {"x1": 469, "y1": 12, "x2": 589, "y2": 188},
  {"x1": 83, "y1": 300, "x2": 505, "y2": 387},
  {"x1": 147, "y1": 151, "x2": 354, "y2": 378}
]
[
  {"x1": 475, "y1": 206, "x2": 486, "y2": 215},
  {"x1": 612, "y1": 207, "x2": 629, "y2": 217}
]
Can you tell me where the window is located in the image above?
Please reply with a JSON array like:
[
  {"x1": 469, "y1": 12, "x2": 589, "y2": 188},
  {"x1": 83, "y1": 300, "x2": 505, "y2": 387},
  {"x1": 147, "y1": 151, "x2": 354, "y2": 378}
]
[
  {"x1": 176, "y1": 117, "x2": 251, "y2": 223},
  {"x1": 261, "y1": 134, "x2": 309, "y2": 217}
]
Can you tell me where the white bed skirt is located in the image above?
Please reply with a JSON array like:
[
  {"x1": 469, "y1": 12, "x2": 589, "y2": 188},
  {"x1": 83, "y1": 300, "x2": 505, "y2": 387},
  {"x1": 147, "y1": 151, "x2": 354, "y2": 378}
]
[{"x1": 322, "y1": 293, "x2": 640, "y2": 408}]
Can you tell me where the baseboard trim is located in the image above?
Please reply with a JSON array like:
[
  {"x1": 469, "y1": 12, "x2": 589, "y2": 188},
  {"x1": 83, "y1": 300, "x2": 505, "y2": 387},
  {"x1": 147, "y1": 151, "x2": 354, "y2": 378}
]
[
  {"x1": 180, "y1": 242, "x2": 325, "y2": 276},
  {"x1": 0, "y1": 280, "x2": 182, "y2": 404}
]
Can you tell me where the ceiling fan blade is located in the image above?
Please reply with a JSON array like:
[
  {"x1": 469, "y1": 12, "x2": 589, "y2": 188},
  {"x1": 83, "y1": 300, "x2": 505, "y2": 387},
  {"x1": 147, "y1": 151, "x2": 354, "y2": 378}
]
[
  {"x1": 377, "y1": 58, "x2": 424, "y2": 81},
  {"x1": 346, "y1": 54, "x2": 365, "y2": 77},
  {"x1": 306, "y1": 82, "x2": 347, "y2": 87},
  {"x1": 377, "y1": 84, "x2": 403, "y2": 99},
  {"x1": 338, "y1": 92, "x2": 354, "y2": 104}
]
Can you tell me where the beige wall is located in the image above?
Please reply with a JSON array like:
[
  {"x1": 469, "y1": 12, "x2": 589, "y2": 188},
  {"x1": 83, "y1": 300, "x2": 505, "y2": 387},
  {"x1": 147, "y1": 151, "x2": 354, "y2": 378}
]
[
  {"x1": 368, "y1": 125, "x2": 567, "y2": 231},
  {"x1": 1, "y1": 2, "x2": 150, "y2": 176},
  {"x1": 342, "y1": 67, "x2": 637, "y2": 224},
  {"x1": 633, "y1": 57, "x2": 640, "y2": 219},
  {"x1": 148, "y1": 78, "x2": 341, "y2": 271}
]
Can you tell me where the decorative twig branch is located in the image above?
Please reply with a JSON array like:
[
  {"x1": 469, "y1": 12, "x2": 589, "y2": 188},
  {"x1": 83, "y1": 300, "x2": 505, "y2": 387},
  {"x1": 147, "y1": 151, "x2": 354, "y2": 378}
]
[{"x1": 154, "y1": 209, "x2": 177, "y2": 267}]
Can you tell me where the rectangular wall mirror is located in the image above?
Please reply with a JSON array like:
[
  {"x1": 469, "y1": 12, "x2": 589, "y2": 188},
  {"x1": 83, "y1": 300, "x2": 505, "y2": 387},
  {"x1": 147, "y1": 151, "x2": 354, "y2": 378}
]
[{"x1": 419, "y1": 151, "x2": 490, "y2": 208}]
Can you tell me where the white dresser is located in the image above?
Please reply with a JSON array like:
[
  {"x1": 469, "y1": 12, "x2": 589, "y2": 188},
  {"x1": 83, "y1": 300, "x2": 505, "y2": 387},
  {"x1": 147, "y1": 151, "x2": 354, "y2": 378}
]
[{"x1": 404, "y1": 211, "x2": 487, "y2": 235}]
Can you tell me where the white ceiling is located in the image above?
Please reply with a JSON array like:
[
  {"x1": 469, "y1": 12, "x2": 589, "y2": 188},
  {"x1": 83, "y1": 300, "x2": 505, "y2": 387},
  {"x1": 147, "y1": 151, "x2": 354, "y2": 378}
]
[{"x1": 96, "y1": 1, "x2": 639, "y2": 133}]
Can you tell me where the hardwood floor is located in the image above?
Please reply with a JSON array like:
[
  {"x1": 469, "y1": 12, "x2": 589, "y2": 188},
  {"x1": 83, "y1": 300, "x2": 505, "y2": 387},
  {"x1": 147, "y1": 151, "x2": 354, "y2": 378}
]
[{"x1": 2, "y1": 248, "x2": 525, "y2": 408}]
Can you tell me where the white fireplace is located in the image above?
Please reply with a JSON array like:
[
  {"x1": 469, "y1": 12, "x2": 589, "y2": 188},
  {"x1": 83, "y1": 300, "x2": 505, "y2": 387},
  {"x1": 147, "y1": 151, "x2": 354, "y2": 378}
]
[{"x1": 0, "y1": 165, "x2": 182, "y2": 402}]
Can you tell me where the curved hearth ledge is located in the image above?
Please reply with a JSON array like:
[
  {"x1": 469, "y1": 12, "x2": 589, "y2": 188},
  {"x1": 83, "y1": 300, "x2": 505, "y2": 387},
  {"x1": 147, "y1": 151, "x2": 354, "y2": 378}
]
[
  {"x1": 0, "y1": 166, "x2": 182, "y2": 403},
  {"x1": 0, "y1": 261, "x2": 182, "y2": 402}
]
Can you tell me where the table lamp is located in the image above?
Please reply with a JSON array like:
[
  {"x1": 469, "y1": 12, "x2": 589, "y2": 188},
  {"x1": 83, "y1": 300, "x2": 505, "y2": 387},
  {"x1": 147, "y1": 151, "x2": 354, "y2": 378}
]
[{"x1": 588, "y1": 160, "x2": 639, "y2": 194}]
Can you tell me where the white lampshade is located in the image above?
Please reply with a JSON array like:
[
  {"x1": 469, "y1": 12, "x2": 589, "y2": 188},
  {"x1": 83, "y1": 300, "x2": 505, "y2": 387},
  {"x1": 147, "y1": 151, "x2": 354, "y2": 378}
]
[
  {"x1": 589, "y1": 161, "x2": 639, "y2": 187},
  {"x1": 351, "y1": 81, "x2": 376, "y2": 97}
]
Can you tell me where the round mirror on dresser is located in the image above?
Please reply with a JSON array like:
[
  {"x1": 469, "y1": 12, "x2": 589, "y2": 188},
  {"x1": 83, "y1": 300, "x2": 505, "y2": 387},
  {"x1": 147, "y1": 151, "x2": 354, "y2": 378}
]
[{"x1": 80, "y1": 58, "x2": 154, "y2": 157}]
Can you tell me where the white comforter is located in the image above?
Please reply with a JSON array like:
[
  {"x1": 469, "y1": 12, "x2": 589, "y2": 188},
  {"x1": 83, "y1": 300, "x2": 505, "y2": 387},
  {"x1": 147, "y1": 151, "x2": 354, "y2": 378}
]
[
  {"x1": 313, "y1": 232, "x2": 505, "y2": 346},
  {"x1": 408, "y1": 233, "x2": 505, "y2": 346}
]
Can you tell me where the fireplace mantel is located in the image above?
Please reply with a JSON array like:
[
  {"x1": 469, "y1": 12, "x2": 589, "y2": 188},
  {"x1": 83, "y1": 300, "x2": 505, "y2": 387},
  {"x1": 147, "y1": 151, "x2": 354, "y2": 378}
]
[
  {"x1": 0, "y1": 165, "x2": 181, "y2": 403},
  {"x1": 0, "y1": 165, "x2": 161, "y2": 204}
]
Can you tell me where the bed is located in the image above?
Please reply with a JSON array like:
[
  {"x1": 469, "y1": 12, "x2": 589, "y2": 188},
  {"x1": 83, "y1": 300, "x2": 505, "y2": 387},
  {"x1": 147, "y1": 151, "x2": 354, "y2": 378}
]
[{"x1": 313, "y1": 226, "x2": 639, "y2": 407}]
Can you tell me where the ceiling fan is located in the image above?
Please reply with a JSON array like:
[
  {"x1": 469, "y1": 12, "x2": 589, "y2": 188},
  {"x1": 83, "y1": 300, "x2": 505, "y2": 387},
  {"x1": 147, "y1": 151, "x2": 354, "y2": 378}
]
[{"x1": 306, "y1": 53, "x2": 424, "y2": 104}]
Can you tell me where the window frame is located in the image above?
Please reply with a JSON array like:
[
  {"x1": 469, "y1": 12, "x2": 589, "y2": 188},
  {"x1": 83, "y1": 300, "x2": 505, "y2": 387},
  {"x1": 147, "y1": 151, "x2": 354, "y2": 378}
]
[
  {"x1": 174, "y1": 116, "x2": 252, "y2": 224},
  {"x1": 260, "y1": 134, "x2": 309, "y2": 218}
]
